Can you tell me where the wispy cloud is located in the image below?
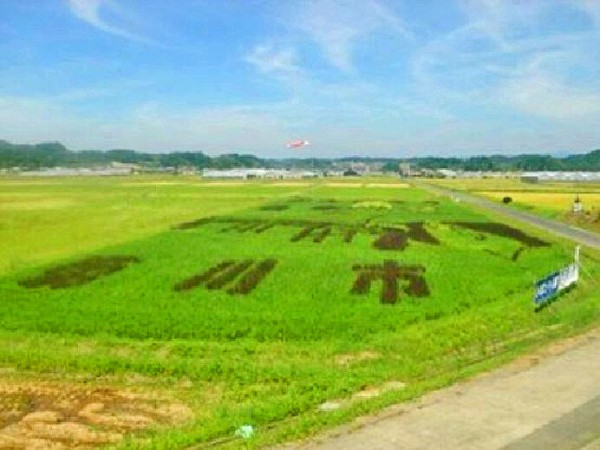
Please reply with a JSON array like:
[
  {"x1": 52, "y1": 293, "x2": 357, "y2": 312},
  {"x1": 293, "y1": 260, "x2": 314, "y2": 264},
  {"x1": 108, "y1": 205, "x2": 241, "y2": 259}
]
[
  {"x1": 0, "y1": 94, "x2": 293, "y2": 154},
  {"x1": 283, "y1": 0, "x2": 411, "y2": 72},
  {"x1": 502, "y1": 73, "x2": 600, "y2": 119},
  {"x1": 8, "y1": 1, "x2": 600, "y2": 156},
  {"x1": 412, "y1": 0, "x2": 600, "y2": 120},
  {"x1": 245, "y1": 45, "x2": 301, "y2": 76},
  {"x1": 66, "y1": 0, "x2": 150, "y2": 43}
]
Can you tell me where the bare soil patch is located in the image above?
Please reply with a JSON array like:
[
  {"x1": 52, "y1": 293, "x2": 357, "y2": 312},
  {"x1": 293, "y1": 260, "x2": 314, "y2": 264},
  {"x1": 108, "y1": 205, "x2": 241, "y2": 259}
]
[
  {"x1": 0, "y1": 380, "x2": 192, "y2": 450},
  {"x1": 317, "y1": 380, "x2": 407, "y2": 412},
  {"x1": 19, "y1": 256, "x2": 139, "y2": 289},
  {"x1": 334, "y1": 351, "x2": 381, "y2": 366}
]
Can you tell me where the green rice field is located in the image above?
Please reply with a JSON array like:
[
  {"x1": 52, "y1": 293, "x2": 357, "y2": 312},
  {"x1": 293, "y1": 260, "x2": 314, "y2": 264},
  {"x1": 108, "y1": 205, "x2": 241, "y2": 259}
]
[{"x1": 2, "y1": 175, "x2": 600, "y2": 448}]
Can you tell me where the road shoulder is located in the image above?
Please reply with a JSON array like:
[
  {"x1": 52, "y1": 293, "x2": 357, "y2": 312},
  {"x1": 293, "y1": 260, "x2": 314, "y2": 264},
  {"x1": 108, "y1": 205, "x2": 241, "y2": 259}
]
[{"x1": 280, "y1": 326, "x2": 600, "y2": 450}]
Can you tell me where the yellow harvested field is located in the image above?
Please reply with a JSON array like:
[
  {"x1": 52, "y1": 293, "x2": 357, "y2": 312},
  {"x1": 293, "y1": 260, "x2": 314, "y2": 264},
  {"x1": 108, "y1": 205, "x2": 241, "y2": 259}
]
[
  {"x1": 479, "y1": 191, "x2": 600, "y2": 211},
  {"x1": 264, "y1": 182, "x2": 311, "y2": 187},
  {"x1": 124, "y1": 181, "x2": 193, "y2": 186},
  {"x1": 0, "y1": 199, "x2": 76, "y2": 210},
  {"x1": 323, "y1": 182, "x2": 409, "y2": 188},
  {"x1": 365, "y1": 183, "x2": 409, "y2": 188},
  {"x1": 193, "y1": 181, "x2": 246, "y2": 186},
  {"x1": 430, "y1": 178, "x2": 600, "y2": 193}
]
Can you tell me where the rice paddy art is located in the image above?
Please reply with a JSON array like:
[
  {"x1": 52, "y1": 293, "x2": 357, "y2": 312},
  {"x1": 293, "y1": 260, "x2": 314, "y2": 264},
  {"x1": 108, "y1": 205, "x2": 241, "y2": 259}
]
[
  {"x1": 351, "y1": 261, "x2": 429, "y2": 304},
  {"x1": 174, "y1": 259, "x2": 277, "y2": 295},
  {"x1": 3, "y1": 178, "x2": 597, "y2": 450}
]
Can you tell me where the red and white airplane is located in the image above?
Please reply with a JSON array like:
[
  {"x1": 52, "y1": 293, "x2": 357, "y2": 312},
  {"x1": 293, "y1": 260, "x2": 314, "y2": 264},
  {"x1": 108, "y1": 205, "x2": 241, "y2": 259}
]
[{"x1": 286, "y1": 139, "x2": 311, "y2": 149}]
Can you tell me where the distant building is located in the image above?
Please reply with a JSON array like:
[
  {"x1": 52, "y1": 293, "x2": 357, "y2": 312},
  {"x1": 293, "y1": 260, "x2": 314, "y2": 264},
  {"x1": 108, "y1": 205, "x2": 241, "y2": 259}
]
[
  {"x1": 22, "y1": 166, "x2": 132, "y2": 177},
  {"x1": 399, "y1": 163, "x2": 411, "y2": 177},
  {"x1": 521, "y1": 172, "x2": 600, "y2": 182},
  {"x1": 110, "y1": 161, "x2": 140, "y2": 173},
  {"x1": 436, "y1": 169, "x2": 458, "y2": 178},
  {"x1": 201, "y1": 168, "x2": 317, "y2": 179}
]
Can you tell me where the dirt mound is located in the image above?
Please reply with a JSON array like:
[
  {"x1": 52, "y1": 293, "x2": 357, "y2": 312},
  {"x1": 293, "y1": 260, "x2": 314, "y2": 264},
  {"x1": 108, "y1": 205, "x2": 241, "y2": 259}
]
[{"x1": 0, "y1": 381, "x2": 192, "y2": 449}]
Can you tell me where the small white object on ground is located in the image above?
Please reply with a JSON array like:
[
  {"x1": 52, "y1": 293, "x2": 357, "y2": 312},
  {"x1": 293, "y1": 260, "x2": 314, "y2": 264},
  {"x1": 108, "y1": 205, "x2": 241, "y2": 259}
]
[{"x1": 235, "y1": 424, "x2": 255, "y2": 439}]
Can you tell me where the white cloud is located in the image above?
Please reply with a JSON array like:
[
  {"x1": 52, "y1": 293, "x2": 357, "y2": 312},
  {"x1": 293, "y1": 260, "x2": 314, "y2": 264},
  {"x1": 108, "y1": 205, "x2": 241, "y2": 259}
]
[
  {"x1": 3, "y1": 91, "x2": 600, "y2": 156},
  {"x1": 285, "y1": 0, "x2": 411, "y2": 72},
  {"x1": 411, "y1": 0, "x2": 600, "y2": 121},
  {"x1": 0, "y1": 95, "x2": 293, "y2": 154},
  {"x1": 8, "y1": 1, "x2": 600, "y2": 156},
  {"x1": 245, "y1": 45, "x2": 301, "y2": 76},
  {"x1": 66, "y1": 0, "x2": 149, "y2": 43},
  {"x1": 502, "y1": 74, "x2": 600, "y2": 119}
]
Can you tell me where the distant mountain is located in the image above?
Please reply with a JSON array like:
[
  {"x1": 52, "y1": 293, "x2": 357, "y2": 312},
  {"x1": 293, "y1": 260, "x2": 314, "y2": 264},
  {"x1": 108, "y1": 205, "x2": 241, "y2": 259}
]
[{"x1": 1, "y1": 139, "x2": 599, "y2": 171}]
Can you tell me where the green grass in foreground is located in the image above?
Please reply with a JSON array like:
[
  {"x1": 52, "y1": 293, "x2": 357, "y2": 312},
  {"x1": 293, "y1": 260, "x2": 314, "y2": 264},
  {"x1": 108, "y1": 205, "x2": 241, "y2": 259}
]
[{"x1": 1, "y1": 176, "x2": 600, "y2": 448}]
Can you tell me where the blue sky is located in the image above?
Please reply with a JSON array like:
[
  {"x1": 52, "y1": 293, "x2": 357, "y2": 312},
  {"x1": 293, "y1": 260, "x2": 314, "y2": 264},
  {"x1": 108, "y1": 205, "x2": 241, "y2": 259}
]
[{"x1": 1, "y1": 0, "x2": 600, "y2": 157}]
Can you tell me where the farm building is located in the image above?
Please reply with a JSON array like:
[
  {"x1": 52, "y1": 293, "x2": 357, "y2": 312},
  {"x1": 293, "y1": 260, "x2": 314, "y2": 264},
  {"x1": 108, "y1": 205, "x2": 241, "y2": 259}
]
[
  {"x1": 201, "y1": 168, "x2": 317, "y2": 179},
  {"x1": 22, "y1": 166, "x2": 134, "y2": 177},
  {"x1": 521, "y1": 172, "x2": 600, "y2": 182}
]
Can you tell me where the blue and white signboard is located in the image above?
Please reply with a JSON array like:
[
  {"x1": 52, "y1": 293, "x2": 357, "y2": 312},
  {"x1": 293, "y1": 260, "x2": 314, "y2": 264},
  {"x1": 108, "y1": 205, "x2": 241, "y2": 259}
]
[
  {"x1": 534, "y1": 271, "x2": 560, "y2": 305},
  {"x1": 534, "y1": 248, "x2": 580, "y2": 305}
]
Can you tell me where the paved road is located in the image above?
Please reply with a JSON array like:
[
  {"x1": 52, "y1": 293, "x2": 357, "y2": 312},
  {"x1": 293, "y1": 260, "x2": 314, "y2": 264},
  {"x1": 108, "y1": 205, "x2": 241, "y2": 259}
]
[
  {"x1": 281, "y1": 329, "x2": 600, "y2": 450},
  {"x1": 419, "y1": 182, "x2": 600, "y2": 250}
]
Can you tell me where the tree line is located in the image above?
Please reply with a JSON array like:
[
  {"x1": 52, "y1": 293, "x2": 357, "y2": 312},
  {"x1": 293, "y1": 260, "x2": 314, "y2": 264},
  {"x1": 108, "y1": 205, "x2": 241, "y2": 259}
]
[{"x1": 1, "y1": 139, "x2": 599, "y2": 171}]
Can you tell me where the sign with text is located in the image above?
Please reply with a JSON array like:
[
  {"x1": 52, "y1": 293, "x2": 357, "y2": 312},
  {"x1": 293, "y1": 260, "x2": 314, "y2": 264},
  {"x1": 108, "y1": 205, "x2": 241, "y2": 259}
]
[{"x1": 534, "y1": 263, "x2": 579, "y2": 305}]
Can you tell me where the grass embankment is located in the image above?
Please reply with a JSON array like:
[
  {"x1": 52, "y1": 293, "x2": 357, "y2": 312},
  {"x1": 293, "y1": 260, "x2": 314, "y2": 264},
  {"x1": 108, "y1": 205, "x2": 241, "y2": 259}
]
[{"x1": 1, "y1": 175, "x2": 600, "y2": 448}]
